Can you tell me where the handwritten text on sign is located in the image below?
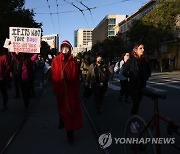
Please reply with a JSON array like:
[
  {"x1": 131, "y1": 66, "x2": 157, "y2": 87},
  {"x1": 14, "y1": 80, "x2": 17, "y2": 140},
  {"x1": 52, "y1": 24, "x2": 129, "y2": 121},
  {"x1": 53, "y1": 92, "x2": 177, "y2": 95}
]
[{"x1": 9, "y1": 27, "x2": 41, "y2": 53}]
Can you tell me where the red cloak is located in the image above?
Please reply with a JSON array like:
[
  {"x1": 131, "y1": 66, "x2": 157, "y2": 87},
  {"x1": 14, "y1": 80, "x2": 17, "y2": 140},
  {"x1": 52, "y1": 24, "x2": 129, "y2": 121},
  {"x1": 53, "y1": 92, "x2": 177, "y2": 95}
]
[{"x1": 51, "y1": 53, "x2": 82, "y2": 130}]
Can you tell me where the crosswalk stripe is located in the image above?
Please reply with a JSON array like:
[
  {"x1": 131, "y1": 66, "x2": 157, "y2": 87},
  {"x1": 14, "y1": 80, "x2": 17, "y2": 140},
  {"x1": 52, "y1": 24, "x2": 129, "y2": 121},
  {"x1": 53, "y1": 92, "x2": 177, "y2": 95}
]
[
  {"x1": 146, "y1": 85, "x2": 167, "y2": 92},
  {"x1": 109, "y1": 72, "x2": 180, "y2": 90},
  {"x1": 148, "y1": 80, "x2": 180, "y2": 84},
  {"x1": 147, "y1": 81, "x2": 180, "y2": 89},
  {"x1": 150, "y1": 76, "x2": 180, "y2": 80},
  {"x1": 108, "y1": 82, "x2": 168, "y2": 92}
]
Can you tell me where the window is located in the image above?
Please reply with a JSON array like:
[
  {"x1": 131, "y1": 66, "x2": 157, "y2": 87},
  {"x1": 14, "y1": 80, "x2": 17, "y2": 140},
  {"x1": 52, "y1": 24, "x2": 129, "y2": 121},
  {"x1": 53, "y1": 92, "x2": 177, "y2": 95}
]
[
  {"x1": 108, "y1": 18, "x2": 116, "y2": 25},
  {"x1": 108, "y1": 25, "x2": 114, "y2": 30},
  {"x1": 108, "y1": 31, "x2": 114, "y2": 36}
]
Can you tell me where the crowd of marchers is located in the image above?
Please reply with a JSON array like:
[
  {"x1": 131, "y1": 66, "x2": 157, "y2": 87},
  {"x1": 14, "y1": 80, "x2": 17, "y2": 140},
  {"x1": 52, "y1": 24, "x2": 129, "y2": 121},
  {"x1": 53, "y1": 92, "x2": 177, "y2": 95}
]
[{"x1": 0, "y1": 40, "x2": 151, "y2": 143}]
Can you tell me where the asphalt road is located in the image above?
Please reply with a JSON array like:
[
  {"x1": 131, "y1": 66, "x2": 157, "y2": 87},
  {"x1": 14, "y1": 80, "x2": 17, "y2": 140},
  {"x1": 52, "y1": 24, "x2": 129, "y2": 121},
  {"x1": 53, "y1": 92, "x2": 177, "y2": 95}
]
[
  {"x1": 0, "y1": 71, "x2": 180, "y2": 154},
  {"x1": 82, "y1": 71, "x2": 180, "y2": 154},
  {"x1": 0, "y1": 82, "x2": 103, "y2": 154}
]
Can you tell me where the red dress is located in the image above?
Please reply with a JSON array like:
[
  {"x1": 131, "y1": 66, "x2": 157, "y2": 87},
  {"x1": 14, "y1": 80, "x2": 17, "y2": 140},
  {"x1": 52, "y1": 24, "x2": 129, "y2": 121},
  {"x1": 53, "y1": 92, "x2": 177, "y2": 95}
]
[{"x1": 51, "y1": 53, "x2": 82, "y2": 130}]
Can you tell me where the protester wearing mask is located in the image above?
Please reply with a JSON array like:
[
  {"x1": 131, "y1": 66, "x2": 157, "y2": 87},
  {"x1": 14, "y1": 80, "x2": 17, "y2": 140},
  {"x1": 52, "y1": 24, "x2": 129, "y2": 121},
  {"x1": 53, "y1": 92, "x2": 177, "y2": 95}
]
[
  {"x1": 86, "y1": 53, "x2": 109, "y2": 114},
  {"x1": 51, "y1": 40, "x2": 82, "y2": 143}
]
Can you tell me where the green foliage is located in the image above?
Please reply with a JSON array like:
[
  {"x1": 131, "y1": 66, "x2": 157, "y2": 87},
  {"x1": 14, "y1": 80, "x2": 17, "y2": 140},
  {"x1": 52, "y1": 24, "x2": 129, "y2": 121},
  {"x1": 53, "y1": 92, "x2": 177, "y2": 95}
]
[
  {"x1": 0, "y1": 0, "x2": 42, "y2": 46},
  {"x1": 91, "y1": 36, "x2": 124, "y2": 59},
  {"x1": 143, "y1": 0, "x2": 180, "y2": 31},
  {"x1": 127, "y1": 0, "x2": 179, "y2": 55}
]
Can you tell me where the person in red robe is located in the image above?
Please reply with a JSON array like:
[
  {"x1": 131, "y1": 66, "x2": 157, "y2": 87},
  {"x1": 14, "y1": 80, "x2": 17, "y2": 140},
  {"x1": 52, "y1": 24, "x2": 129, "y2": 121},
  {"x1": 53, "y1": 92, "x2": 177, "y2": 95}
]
[{"x1": 51, "y1": 40, "x2": 82, "y2": 142}]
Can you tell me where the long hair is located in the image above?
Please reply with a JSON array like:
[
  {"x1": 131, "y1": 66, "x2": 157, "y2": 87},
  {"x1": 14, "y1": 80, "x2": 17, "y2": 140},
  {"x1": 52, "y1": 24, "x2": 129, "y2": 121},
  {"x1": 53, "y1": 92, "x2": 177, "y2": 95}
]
[
  {"x1": 119, "y1": 52, "x2": 130, "y2": 62},
  {"x1": 131, "y1": 42, "x2": 144, "y2": 58}
]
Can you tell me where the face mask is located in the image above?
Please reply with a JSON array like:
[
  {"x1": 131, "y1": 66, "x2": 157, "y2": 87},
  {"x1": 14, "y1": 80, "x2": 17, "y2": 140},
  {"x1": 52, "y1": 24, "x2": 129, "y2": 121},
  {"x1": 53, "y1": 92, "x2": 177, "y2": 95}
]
[
  {"x1": 97, "y1": 61, "x2": 102, "y2": 65},
  {"x1": 62, "y1": 47, "x2": 69, "y2": 54}
]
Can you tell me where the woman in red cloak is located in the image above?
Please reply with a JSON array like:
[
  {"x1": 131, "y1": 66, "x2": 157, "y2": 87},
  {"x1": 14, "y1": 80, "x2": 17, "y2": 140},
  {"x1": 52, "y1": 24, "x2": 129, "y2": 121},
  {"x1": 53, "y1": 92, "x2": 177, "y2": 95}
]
[{"x1": 51, "y1": 40, "x2": 82, "y2": 142}]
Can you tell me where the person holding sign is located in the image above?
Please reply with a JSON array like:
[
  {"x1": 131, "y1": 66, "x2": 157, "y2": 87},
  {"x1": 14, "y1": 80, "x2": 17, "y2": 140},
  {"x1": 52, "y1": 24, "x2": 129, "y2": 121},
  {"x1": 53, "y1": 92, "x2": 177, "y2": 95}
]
[
  {"x1": 0, "y1": 46, "x2": 11, "y2": 112},
  {"x1": 51, "y1": 40, "x2": 82, "y2": 143},
  {"x1": 10, "y1": 51, "x2": 37, "y2": 115}
]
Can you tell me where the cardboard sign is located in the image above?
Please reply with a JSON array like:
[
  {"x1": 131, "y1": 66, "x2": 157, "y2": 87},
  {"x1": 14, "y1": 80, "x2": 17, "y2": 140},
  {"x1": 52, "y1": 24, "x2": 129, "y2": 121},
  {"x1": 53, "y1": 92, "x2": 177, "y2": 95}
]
[{"x1": 9, "y1": 27, "x2": 41, "y2": 53}]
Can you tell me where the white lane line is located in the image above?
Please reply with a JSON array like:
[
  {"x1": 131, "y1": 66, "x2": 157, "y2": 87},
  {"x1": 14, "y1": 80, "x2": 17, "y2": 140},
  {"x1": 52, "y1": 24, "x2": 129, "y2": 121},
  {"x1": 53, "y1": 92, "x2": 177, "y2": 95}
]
[
  {"x1": 151, "y1": 72, "x2": 180, "y2": 76},
  {"x1": 150, "y1": 76, "x2": 180, "y2": 80},
  {"x1": 109, "y1": 82, "x2": 167, "y2": 92},
  {"x1": 110, "y1": 75, "x2": 180, "y2": 90},
  {"x1": 147, "y1": 81, "x2": 180, "y2": 90},
  {"x1": 108, "y1": 82, "x2": 167, "y2": 92},
  {"x1": 148, "y1": 80, "x2": 180, "y2": 84}
]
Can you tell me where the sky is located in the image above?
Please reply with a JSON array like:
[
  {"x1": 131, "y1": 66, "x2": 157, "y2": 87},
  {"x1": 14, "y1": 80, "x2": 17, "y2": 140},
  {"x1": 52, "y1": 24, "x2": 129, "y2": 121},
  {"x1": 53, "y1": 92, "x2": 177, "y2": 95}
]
[{"x1": 25, "y1": 0, "x2": 149, "y2": 47}]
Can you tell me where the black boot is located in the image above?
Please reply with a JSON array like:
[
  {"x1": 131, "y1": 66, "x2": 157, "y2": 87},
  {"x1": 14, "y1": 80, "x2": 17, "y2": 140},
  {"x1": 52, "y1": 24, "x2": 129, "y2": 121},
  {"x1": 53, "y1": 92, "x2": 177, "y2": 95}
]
[
  {"x1": 58, "y1": 118, "x2": 64, "y2": 129},
  {"x1": 66, "y1": 130, "x2": 74, "y2": 143},
  {"x1": 24, "y1": 108, "x2": 29, "y2": 116}
]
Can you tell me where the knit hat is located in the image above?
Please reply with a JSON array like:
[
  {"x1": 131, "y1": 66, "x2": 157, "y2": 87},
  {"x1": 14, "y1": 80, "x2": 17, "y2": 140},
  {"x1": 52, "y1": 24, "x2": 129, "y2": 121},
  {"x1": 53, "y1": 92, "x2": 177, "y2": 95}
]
[{"x1": 60, "y1": 40, "x2": 73, "y2": 52}]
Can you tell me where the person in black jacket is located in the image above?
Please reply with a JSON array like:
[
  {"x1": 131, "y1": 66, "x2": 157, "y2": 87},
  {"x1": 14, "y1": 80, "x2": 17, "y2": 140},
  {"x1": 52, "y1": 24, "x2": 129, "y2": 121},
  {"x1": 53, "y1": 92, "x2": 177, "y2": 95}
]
[
  {"x1": 86, "y1": 54, "x2": 109, "y2": 114},
  {"x1": 122, "y1": 42, "x2": 151, "y2": 115}
]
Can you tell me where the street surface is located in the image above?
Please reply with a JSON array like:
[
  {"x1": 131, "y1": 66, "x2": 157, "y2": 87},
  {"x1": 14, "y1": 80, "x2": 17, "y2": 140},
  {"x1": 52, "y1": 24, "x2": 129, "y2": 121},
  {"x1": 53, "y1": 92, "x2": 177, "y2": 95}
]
[
  {"x1": 83, "y1": 71, "x2": 180, "y2": 154},
  {"x1": 0, "y1": 82, "x2": 103, "y2": 154},
  {"x1": 0, "y1": 71, "x2": 180, "y2": 154}
]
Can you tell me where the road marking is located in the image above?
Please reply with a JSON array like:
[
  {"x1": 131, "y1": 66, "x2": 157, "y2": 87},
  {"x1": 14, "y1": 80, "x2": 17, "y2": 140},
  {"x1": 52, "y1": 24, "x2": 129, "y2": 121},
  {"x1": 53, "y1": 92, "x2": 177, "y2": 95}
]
[
  {"x1": 110, "y1": 71, "x2": 180, "y2": 90},
  {"x1": 148, "y1": 79, "x2": 180, "y2": 84},
  {"x1": 150, "y1": 76, "x2": 180, "y2": 80},
  {"x1": 108, "y1": 82, "x2": 120, "y2": 90},
  {"x1": 109, "y1": 82, "x2": 167, "y2": 92},
  {"x1": 147, "y1": 81, "x2": 180, "y2": 89}
]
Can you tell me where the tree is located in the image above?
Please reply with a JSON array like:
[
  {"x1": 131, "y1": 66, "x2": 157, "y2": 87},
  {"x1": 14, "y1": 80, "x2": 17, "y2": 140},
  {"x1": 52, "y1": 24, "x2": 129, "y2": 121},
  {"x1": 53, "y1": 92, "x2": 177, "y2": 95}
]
[
  {"x1": 0, "y1": 0, "x2": 42, "y2": 46},
  {"x1": 143, "y1": 0, "x2": 180, "y2": 32},
  {"x1": 142, "y1": 0, "x2": 180, "y2": 71},
  {"x1": 127, "y1": 0, "x2": 179, "y2": 71},
  {"x1": 127, "y1": 19, "x2": 162, "y2": 55},
  {"x1": 91, "y1": 36, "x2": 124, "y2": 60}
]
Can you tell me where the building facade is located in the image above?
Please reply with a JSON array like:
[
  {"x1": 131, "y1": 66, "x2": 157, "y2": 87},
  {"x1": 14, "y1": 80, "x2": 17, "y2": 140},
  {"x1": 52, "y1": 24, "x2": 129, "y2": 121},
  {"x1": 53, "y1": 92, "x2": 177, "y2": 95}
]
[
  {"x1": 41, "y1": 34, "x2": 59, "y2": 52},
  {"x1": 92, "y1": 14, "x2": 127, "y2": 46},
  {"x1": 116, "y1": 0, "x2": 157, "y2": 46},
  {"x1": 73, "y1": 28, "x2": 93, "y2": 55},
  {"x1": 74, "y1": 28, "x2": 93, "y2": 48}
]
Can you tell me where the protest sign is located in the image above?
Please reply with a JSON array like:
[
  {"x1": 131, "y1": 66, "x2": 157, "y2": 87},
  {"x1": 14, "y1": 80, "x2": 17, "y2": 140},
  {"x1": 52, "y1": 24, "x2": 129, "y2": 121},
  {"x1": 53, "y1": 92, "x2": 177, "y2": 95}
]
[{"x1": 9, "y1": 27, "x2": 41, "y2": 53}]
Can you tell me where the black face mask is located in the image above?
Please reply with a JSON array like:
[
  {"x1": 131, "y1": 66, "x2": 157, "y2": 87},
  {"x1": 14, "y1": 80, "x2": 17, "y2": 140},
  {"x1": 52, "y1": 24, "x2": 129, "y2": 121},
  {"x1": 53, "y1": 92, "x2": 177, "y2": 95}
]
[{"x1": 97, "y1": 61, "x2": 103, "y2": 65}]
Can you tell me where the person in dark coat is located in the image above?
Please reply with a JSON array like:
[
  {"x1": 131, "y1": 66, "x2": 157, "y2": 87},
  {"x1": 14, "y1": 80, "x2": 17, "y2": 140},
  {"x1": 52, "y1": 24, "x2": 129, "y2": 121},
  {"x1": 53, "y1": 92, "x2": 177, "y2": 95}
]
[
  {"x1": 11, "y1": 52, "x2": 37, "y2": 115},
  {"x1": 0, "y1": 46, "x2": 11, "y2": 111},
  {"x1": 122, "y1": 42, "x2": 151, "y2": 115},
  {"x1": 51, "y1": 40, "x2": 82, "y2": 142},
  {"x1": 12, "y1": 59, "x2": 21, "y2": 99},
  {"x1": 86, "y1": 53, "x2": 109, "y2": 114}
]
